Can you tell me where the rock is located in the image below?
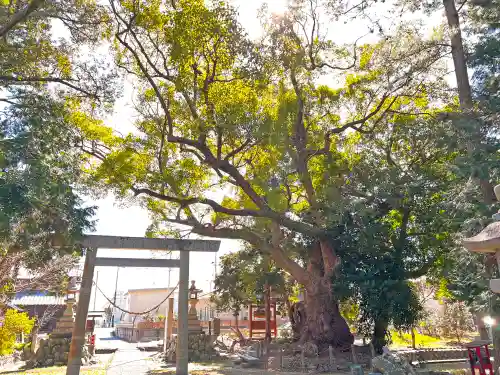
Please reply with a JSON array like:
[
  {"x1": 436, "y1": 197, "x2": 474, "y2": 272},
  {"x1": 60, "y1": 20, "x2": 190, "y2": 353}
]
[
  {"x1": 301, "y1": 342, "x2": 318, "y2": 357},
  {"x1": 44, "y1": 358, "x2": 54, "y2": 366},
  {"x1": 372, "y1": 352, "x2": 418, "y2": 375}
]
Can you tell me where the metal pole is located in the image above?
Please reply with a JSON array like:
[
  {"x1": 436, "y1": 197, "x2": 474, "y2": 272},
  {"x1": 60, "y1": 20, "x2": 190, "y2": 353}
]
[
  {"x1": 213, "y1": 253, "x2": 217, "y2": 291},
  {"x1": 176, "y1": 251, "x2": 189, "y2": 375},
  {"x1": 67, "y1": 248, "x2": 97, "y2": 375},
  {"x1": 112, "y1": 268, "x2": 119, "y2": 328},
  {"x1": 168, "y1": 253, "x2": 172, "y2": 287},
  {"x1": 92, "y1": 271, "x2": 99, "y2": 311}
]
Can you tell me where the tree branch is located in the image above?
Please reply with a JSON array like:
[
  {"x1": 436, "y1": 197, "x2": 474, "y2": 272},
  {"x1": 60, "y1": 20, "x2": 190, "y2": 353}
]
[
  {"x1": 0, "y1": 0, "x2": 45, "y2": 37},
  {"x1": 0, "y1": 75, "x2": 97, "y2": 99},
  {"x1": 133, "y1": 186, "x2": 324, "y2": 237}
]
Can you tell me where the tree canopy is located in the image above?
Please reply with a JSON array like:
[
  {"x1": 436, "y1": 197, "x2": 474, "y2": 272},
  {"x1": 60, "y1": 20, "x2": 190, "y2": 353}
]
[{"x1": 1, "y1": 0, "x2": 499, "y2": 348}]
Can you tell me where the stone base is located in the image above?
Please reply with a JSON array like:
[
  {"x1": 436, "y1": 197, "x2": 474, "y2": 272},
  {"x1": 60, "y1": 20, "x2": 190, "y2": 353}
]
[
  {"x1": 164, "y1": 333, "x2": 216, "y2": 362},
  {"x1": 24, "y1": 336, "x2": 91, "y2": 368},
  {"x1": 50, "y1": 332, "x2": 73, "y2": 339}
]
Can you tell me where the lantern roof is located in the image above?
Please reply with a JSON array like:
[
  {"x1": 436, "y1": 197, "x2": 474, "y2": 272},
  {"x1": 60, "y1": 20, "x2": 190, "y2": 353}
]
[
  {"x1": 463, "y1": 184, "x2": 500, "y2": 253},
  {"x1": 463, "y1": 222, "x2": 500, "y2": 253}
]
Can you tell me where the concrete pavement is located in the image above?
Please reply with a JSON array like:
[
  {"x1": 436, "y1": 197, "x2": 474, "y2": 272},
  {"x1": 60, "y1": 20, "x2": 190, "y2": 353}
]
[{"x1": 95, "y1": 327, "x2": 160, "y2": 375}]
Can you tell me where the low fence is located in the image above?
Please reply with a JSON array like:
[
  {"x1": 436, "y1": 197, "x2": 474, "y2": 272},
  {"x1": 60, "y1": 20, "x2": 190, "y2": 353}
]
[
  {"x1": 398, "y1": 348, "x2": 469, "y2": 364},
  {"x1": 115, "y1": 319, "x2": 251, "y2": 342}
]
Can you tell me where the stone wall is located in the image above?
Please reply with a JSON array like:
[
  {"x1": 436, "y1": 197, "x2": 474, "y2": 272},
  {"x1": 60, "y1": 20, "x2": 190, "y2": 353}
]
[
  {"x1": 23, "y1": 336, "x2": 91, "y2": 368},
  {"x1": 164, "y1": 333, "x2": 216, "y2": 362},
  {"x1": 116, "y1": 324, "x2": 165, "y2": 343}
]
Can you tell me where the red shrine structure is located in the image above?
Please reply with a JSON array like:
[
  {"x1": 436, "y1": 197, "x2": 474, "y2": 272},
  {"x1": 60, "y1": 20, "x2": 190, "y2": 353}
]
[
  {"x1": 248, "y1": 302, "x2": 277, "y2": 339},
  {"x1": 466, "y1": 340, "x2": 493, "y2": 375}
]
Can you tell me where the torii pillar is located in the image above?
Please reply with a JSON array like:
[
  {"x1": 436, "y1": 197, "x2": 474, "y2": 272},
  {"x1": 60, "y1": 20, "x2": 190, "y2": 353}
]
[
  {"x1": 61, "y1": 235, "x2": 220, "y2": 375},
  {"x1": 463, "y1": 184, "x2": 500, "y2": 372}
]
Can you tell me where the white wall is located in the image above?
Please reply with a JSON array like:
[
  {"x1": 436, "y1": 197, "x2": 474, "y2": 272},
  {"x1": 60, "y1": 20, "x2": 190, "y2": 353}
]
[{"x1": 124, "y1": 288, "x2": 176, "y2": 322}]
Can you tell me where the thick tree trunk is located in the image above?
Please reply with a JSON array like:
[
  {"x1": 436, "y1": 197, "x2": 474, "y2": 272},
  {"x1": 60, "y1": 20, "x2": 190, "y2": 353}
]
[
  {"x1": 270, "y1": 228, "x2": 353, "y2": 349},
  {"x1": 300, "y1": 279, "x2": 354, "y2": 350},
  {"x1": 372, "y1": 319, "x2": 388, "y2": 354},
  {"x1": 443, "y1": 0, "x2": 473, "y2": 109}
]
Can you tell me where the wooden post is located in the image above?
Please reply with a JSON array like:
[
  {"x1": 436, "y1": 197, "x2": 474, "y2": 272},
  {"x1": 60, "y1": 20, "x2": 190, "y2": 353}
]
[
  {"x1": 176, "y1": 251, "x2": 190, "y2": 375},
  {"x1": 329, "y1": 345, "x2": 334, "y2": 369},
  {"x1": 66, "y1": 248, "x2": 97, "y2": 375},
  {"x1": 163, "y1": 306, "x2": 168, "y2": 352},
  {"x1": 264, "y1": 281, "x2": 271, "y2": 343},
  {"x1": 163, "y1": 297, "x2": 174, "y2": 352},
  {"x1": 249, "y1": 304, "x2": 253, "y2": 339},
  {"x1": 213, "y1": 318, "x2": 220, "y2": 336}
]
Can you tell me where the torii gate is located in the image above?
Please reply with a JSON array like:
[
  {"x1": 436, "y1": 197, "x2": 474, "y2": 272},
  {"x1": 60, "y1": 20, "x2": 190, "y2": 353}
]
[{"x1": 64, "y1": 235, "x2": 220, "y2": 375}]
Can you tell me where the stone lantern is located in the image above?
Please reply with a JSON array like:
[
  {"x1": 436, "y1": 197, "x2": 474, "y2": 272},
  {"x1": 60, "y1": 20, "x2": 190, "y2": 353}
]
[
  {"x1": 187, "y1": 280, "x2": 202, "y2": 334},
  {"x1": 52, "y1": 276, "x2": 79, "y2": 337}
]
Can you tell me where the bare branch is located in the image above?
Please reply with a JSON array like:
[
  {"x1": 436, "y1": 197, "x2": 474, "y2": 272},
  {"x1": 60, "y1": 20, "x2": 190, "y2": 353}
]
[{"x1": 0, "y1": 75, "x2": 98, "y2": 99}]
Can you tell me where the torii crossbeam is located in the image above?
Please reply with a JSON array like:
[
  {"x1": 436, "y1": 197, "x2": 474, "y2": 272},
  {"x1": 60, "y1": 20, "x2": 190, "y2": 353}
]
[{"x1": 64, "y1": 235, "x2": 220, "y2": 375}]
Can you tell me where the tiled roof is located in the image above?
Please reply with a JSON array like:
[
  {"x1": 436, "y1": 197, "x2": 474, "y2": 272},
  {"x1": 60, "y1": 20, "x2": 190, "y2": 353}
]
[{"x1": 11, "y1": 293, "x2": 65, "y2": 306}]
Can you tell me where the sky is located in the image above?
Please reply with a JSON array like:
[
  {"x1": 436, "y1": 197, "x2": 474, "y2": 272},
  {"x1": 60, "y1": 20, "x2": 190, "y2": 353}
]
[{"x1": 85, "y1": 0, "x2": 450, "y2": 311}]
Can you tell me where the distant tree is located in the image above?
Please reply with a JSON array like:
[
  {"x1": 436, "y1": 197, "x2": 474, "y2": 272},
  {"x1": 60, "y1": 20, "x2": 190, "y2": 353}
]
[
  {"x1": 0, "y1": 0, "x2": 111, "y2": 306},
  {"x1": 439, "y1": 301, "x2": 475, "y2": 344},
  {"x1": 212, "y1": 246, "x2": 298, "y2": 341}
]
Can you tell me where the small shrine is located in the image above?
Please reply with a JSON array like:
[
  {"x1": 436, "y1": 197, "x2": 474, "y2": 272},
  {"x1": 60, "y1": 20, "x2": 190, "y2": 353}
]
[
  {"x1": 249, "y1": 291, "x2": 277, "y2": 340},
  {"x1": 51, "y1": 277, "x2": 78, "y2": 337},
  {"x1": 187, "y1": 280, "x2": 202, "y2": 334}
]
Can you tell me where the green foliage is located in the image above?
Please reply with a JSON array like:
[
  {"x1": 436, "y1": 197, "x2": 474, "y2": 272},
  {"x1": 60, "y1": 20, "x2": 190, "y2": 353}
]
[
  {"x1": 0, "y1": 309, "x2": 35, "y2": 355},
  {"x1": 156, "y1": 315, "x2": 166, "y2": 322},
  {"x1": 0, "y1": 0, "x2": 117, "y2": 105},
  {"x1": 325, "y1": 109, "x2": 468, "y2": 341},
  {"x1": 212, "y1": 247, "x2": 296, "y2": 316},
  {"x1": 390, "y1": 331, "x2": 443, "y2": 349},
  {"x1": 0, "y1": 92, "x2": 95, "y2": 303}
]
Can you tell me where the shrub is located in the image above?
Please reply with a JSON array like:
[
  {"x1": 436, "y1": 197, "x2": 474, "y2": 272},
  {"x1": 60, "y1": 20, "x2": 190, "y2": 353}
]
[
  {"x1": 156, "y1": 314, "x2": 166, "y2": 322},
  {"x1": 13, "y1": 342, "x2": 26, "y2": 351},
  {"x1": 0, "y1": 309, "x2": 35, "y2": 355}
]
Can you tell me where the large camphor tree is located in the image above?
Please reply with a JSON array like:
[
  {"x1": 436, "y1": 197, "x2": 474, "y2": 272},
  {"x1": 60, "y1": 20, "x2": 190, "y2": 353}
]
[{"x1": 71, "y1": 0, "x2": 455, "y2": 348}]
